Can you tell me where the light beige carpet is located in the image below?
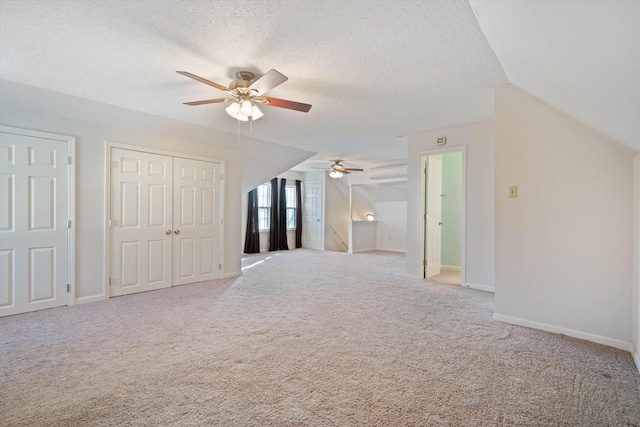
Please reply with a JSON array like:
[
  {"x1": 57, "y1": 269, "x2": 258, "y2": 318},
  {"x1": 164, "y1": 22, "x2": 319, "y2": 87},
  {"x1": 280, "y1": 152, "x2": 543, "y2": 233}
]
[{"x1": 1, "y1": 250, "x2": 639, "y2": 426}]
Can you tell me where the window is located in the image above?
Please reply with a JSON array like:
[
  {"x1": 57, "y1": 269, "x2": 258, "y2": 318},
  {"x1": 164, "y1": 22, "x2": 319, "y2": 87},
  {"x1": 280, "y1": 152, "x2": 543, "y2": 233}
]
[
  {"x1": 257, "y1": 184, "x2": 270, "y2": 231},
  {"x1": 285, "y1": 186, "x2": 297, "y2": 229}
]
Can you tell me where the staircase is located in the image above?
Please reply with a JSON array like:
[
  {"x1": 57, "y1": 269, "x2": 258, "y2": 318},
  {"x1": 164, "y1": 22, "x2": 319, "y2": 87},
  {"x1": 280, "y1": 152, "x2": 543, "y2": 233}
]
[{"x1": 329, "y1": 224, "x2": 348, "y2": 252}]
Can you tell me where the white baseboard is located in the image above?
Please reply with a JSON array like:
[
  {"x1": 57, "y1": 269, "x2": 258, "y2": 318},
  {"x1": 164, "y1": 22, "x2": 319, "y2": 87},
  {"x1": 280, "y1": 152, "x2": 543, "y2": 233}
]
[
  {"x1": 353, "y1": 247, "x2": 377, "y2": 253},
  {"x1": 442, "y1": 265, "x2": 461, "y2": 271},
  {"x1": 223, "y1": 271, "x2": 241, "y2": 279},
  {"x1": 633, "y1": 344, "x2": 640, "y2": 374},
  {"x1": 464, "y1": 282, "x2": 495, "y2": 293},
  {"x1": 75, "y1": 294, "x2": 106, "y2": 305},
  {"x1": 376, "y1": 248, "x2": 407, "y2": 254},
  {"x1": 493, "y1": 312, "x2": 633, "y2": 352}
]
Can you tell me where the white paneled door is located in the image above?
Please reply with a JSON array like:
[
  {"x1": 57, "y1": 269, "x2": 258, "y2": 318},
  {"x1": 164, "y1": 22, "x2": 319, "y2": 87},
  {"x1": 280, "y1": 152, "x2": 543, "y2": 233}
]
[
  {"x1": 303, "y1": 180, "x2": 322, "y2": 249},
  {"x1": 110, "y1": 149, "x2": 174, "y2": 296},
  {"x1": 0, "y1": 129, "x2": 72, "y2": 316},
  {"x1": 172, "y1": 157, "x2": 221, "y2": 286},
  {"x1": 425, "y1": 156, "x2": 443, "y2": 279},
  {"x1": 110, "y1": 148, "x2": 221, "y2": 297}
]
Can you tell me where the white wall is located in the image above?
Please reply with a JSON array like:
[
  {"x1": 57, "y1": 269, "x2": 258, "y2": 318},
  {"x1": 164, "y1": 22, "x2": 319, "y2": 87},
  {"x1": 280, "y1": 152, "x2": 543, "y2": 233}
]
[
  {"x1": 441, "y1": 152, "x2": 462, "y2": 266},
  {"x1": 241, "y1": 144, "x2": 314, "y2": 194},
  {"x1": 494, "y1": 84, "x2": 635, "y2": 350},
  {"x1": 633, "y1": 153, "x2": 640, "y2": 370},
  {"x1": 375, "y1": 201, "x2": 407, "y2": 253},
  {"x1": 350, "y1": 221, "x2": 377, "y2": 253},
  {"x1": 349, "y1": 162, "x2": 408, "y2": 186},
  {"x1": 407, "y1": 120, "x2": 495, "y2": 290},
  {"x1": 351, "y1": 186, "x2": 375, "y2": 221}
]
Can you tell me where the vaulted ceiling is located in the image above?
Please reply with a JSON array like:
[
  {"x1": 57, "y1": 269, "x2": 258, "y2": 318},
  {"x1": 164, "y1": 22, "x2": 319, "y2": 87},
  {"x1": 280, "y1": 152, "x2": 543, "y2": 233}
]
[
  {"x1": 0, "y1": 0, "x2": 637, "y2": 171},
  {"x1": 470, "y1": 0, "x2": 640, "y2": 151}
]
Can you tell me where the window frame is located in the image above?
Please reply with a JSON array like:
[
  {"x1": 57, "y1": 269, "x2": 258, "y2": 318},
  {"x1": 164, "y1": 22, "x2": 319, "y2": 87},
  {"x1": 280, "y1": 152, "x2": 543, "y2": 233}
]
[
  {"x1": 285, "y1": 185, "x2": 297, "y2": 230},
  {"x1": 257, "y1": 183, "x2": 271, "y2": 231}
]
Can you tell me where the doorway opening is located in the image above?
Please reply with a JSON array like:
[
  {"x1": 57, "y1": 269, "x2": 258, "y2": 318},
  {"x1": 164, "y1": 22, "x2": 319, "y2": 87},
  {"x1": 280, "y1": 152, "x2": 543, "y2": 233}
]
[{"x1": 421, "y1": 147, "x2": 466, "y2": 287}]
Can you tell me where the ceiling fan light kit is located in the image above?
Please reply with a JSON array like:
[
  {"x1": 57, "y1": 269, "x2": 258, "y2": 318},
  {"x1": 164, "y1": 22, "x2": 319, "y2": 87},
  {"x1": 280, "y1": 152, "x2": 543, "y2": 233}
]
[
  {"x1": 224, "y1": 99, "x2": 263, "y2": 121},
  {"x1": 177, "y1": 69, "x2": 311, "y2": 122}
]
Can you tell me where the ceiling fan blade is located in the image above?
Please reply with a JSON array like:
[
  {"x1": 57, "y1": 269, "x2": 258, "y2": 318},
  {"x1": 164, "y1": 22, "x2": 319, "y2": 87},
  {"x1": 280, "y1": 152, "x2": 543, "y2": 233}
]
[
  {"x1": 344, "y1": 168, "x2": 364, "y2": 172},
  {"x1": 249, "y1": 69, "x2": 288, "y2": 95},
  {"x1": 176, "y1": 71, "x2": 229, "y2": 92},
  {"x1": 263, "y1": 97, "x2": 312, "y2": 112},
  {"x1": 183, "y1": 98, "x2": 230, "y2": 106},
  {"x1": 342, "y1": 170, "x2": 352, "y2": 174}
]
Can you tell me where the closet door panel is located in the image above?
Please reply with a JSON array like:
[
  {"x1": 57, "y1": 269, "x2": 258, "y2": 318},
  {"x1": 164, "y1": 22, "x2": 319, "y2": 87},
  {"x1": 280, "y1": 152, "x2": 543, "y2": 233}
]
[
  {"x1": 172, "y1": 157, "x2": 221, "y2": 285},
  {"x1": 110, "y1": 148, "x2": 173, "y2": 296}
]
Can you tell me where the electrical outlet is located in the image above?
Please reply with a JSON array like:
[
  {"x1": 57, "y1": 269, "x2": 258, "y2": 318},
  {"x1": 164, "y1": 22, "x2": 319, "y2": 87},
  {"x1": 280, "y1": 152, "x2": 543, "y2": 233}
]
[{"x1": 509, "y1": 186, "x2": 518, "y2": 198}]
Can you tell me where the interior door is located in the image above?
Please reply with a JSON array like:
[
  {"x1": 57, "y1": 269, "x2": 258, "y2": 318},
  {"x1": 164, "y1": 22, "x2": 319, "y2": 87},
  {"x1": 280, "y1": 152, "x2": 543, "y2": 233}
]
[
  {"x1": 172, "y1": 157, "x2": 221, "y2": 285},
  {"x1": 426, "y1": 156, "x2": 443, "y2": 278},
  {"x1": 303, "y1": 180, "x2": 322, "y2": 249},
  {"x1": 0, "y1": 131, "x2": 69, "y2": 316},
  {"x1": 110, "y1": 148, "x2": 173, "y2": 296}
]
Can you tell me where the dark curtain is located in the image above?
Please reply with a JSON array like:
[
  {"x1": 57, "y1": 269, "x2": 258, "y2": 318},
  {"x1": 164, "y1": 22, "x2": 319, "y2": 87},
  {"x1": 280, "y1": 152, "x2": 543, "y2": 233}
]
[
  {"x1": 268, "y1": 178, "x2": 279, "y2": 251},
  {"x1": 278, "y1": 178, "x2": 289, "y2": 250},
  {"x1": 243, "y1": 189, "x2": 260, "y2": 253},
  {"x1": 295, "y1": 180, "x2": 302, "y2": 248}
]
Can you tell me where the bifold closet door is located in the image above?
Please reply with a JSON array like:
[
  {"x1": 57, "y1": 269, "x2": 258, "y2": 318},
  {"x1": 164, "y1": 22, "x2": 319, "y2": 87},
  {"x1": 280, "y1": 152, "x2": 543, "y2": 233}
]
[
  {"x1": 110, "y1": 148, "x2": 173, "y2": 296},
  {"x1": 172, "y1": 157, "x2": 221, "y2": 285}
]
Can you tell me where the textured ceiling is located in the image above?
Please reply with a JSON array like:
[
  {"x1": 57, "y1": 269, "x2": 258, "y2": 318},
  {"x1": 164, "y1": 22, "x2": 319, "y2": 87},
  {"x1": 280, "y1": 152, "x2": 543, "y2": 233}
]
[
  {"x1": 0, "y1": 0, "x2": 506, "y2": 170},
  {"x1": 2, "y1": 1, "x2": 635, "y2": 171},
  {"x1": 470, "y1": 0, "x2": 640, "y2": 151}
]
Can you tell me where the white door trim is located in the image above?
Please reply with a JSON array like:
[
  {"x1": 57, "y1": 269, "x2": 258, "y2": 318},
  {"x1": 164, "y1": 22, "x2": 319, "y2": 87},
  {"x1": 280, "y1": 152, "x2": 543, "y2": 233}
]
[
  {"x1": 419, "y1": 146, "x2": 466, "y2": 287},
  {"x1": 0, "y1": 125, "x2": 76, "y2": 306},
  {"x1": 104, "y1": 141, "x2": 225, "y2": 298}
]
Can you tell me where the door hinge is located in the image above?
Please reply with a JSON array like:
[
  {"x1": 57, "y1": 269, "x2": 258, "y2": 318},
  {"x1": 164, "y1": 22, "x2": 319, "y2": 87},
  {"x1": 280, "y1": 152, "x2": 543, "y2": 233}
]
[
  {"x1": 220, "y1": 218, "x2": 224, "y2": 225},
  {"x1": 109, "y1": 278, "x2": 112, "y2": 286},
  {"x1": 424, "y1": 168, "x2": 428, "y2": 174},
  {"x1": 67, "y1": 220, "x2": 72, "y2": 229},
  {"x1": 67, "y1": 284, "x2": 71, "y2": 293},
  {"x1": 218, "y1": 263, "x2": 222, "y2": 270},
  {"x1": 108, "y1": 219, "x2": 112, "y2": 227},
  {"x1": 68, "y1": 156, "x2": 73, "y2": 165}
]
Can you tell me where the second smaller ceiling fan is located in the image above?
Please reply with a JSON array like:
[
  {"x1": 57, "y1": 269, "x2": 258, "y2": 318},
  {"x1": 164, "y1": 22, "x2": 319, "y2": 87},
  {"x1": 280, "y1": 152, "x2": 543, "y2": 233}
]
[{"x1": 324, "y1": 160, "x2": 364, "y2": 178}]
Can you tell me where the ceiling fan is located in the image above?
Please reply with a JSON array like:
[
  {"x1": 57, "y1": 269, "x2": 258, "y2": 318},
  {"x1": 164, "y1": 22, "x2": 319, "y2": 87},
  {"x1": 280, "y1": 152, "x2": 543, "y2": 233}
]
[
  {"x1": 176, "y1": 69, "x2": 312, "y2": 121},
  {"x1": 323, "y1": 160, "x2": 364, "y2": 178}
]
